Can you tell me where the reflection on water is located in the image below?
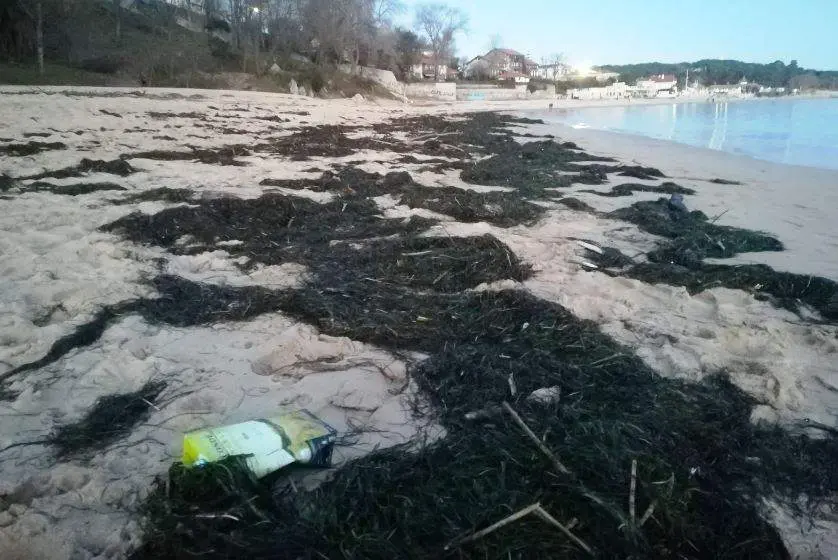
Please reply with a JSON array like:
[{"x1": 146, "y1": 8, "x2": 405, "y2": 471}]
[{"x1": 540, "y1": 98, "x2": 838, "y2": 170}]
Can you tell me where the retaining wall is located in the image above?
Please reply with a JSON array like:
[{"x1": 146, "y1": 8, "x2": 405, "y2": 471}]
[{"x1": 403, "y1": 82, "x2": 457, "y2": 100}]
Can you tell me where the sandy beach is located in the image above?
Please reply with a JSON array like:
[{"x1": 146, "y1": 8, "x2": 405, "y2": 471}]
[{"x1": 1, "y1": 87, "x2": 836, "y2": 559}]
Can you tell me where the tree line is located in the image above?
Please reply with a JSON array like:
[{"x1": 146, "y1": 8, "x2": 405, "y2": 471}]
[
  {"x1": 0, "y1": 0, "x2": 467, "y2": 83},
  {"x1": 599, "y1": 59, "x2": 838, "y2": 90}
]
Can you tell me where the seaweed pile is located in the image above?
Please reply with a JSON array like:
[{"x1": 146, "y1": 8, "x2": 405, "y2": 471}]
[
  {"x1": 26, "y1": 181, "x2": 127, "y2": 195},
  {"x1": 51, "y1": 381, "x2": 167, "y2": 457},
  {"x1": 259, "y1": 167, "x2": 546, "y2": 227},
  {"x1": 21, "y1": 158, "x2": 136, "y2": 180},
  {"x1": 0, "y1": 140, "x2": 67, "y2": 156},
  {"x1": 4, "y1": 111, "x2": 836, "y2": 558},
  {"x1": 0, "y1": 381, "x2": 167, "y2": 457},
  {"x1": 601, "y1": 198, "x2": 838, "y2": 319},
  {"x1": 117, "y1": 116, "x2": 838, "y2": 558},
  {"x1": 125, "y1": 146, "x2": 251, "y2": 166},
  {"x1": 130, "y1": 244, "x2": 837, "y2": 559},
  {"x1": 112, "y1": 187, "x2": 195, "y2": 205},
  {"x1": 581, "y1": 181, "x2": 695, "y2": 198}
]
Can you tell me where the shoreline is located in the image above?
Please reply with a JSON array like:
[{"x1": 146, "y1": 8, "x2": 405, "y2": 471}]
[
  {"x1": 0, "y1": 87, "x2": 836, "y2": 559},
  {"x1": 520, "y1": 118, "x2": 838, "y2": 281}
]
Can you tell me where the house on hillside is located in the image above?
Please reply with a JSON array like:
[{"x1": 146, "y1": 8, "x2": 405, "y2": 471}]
[
  {"x1": 463, "y1": 48, "x2": 537, "y2": 79},
  {"x1": 410, "y1": 51, "x2": 451, "y2": 81}
]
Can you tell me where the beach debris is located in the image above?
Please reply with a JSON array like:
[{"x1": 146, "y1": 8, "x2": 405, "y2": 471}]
[
  {"x1": 628, "y1": 459, "x2": 637, "y2": 524},
  {"x1": 527, "y1": 385, "x2": 562, "y2": 405},
  {"x1": 576, "y1": 240, "x2": 604, "y2": 254},
  {"x1": 445, "y1": 502, "x2": 542, "y2": 550},
  {"x1": 576, "y1": 241, "x2": 635, "y2": 269},
  {"x1": 464, "y1": 386, "x2": 561, "y2": 421},
  {"x1": 507, "y1": 372, "x2": 517, "y2": 397},
  {"x1": 502, "y1": 401, "x2": 570, "y2": 475},
  {"x1": 570, "y1": 258, "x2": 599, "y2": 270},
  {"x1": 445, "y1": 502, "x2": 593, "y2": 555},
  {"x1": 181, "y1": 409, "x2": 337, "y2": 478}
]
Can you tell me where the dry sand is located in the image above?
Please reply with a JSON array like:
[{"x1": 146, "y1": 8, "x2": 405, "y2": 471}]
[{"x1": 0, "y1": 87, "x2": 836, "y2": 559}]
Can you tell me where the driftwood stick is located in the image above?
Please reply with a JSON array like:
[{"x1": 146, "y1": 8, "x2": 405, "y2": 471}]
[
  {"x1": 639, "y1": 501, "x2": 657, "y2": 527},
  {"x1": 502, "y1": 401, "x2": 570, "y2": 475},
  {"x1": 507, "y1": 373, "x2": 517, "y2": 398},
  {"x1": 534, "y1": 505, "x2": 595, "y2": 556},
  {"x1": 444, "y1": 503, "x2": 541, "y2": 550},
  {"x1": 629, "y1": 459, "x2": 637, "y2": 524}
]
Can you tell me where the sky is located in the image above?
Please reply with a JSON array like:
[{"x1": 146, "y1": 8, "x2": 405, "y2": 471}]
[{"x1": 396, "y1": 0, "x2": 838, "y2": 70}]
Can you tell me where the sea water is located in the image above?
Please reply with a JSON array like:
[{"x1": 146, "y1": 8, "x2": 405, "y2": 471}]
[{"x1": 538, "y1": 97, "x2": 838, "y2": 171}]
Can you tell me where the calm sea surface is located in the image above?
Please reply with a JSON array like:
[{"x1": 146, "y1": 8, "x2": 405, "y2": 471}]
[{"x1": 537, "y1": 97, "x2": 838, "y2": 170}]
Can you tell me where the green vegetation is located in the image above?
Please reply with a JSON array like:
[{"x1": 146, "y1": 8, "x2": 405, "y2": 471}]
[
  {"x1": 0, "y1": 0, "x2": 422, "y2": 93},
  {"x1": 599, "y1": 59, "x2": 838, "y2": 89}
]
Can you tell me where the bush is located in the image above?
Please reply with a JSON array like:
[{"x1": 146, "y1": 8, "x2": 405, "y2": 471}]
[
  {"x1": 76, "y1": 56, "x2": 123, "y2": 75},
  {"x1": 208, "y1": 36, "x2": 239, "y2": 64},
  {"x1": 309, "y1": 69, "x2": 325, "y2": 93}
]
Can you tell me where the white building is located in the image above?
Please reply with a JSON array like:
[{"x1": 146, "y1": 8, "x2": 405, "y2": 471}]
[
  {"x1": 635, "y1": 74, "x2": 678, "y2": 97},
  {"x1": 568, "y1": 81, "x2": 629, "y2": 100}
]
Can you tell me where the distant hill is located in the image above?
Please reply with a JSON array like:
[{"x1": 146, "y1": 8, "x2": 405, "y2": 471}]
[{"x1": 598, "y1": 59, "x2": 838, "y2": 89}]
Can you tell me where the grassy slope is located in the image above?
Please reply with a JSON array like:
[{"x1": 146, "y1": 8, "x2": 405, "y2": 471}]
[{"x1": 0, "y1": 3, "x2": 397, "y2": 97}]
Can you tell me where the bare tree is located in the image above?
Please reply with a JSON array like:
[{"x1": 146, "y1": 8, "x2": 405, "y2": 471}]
[
  {"x1": 16, "y1": 0, "x2": 44, "y2": 74},
  {"x1": 370, "y1": 0, "x2": 403, "y2": 26},
  {"x1": 414, "y1": 2, "x2": 467, "y2": 81},
  {"x1": 544, "y1": 52, "x2": 565, "y2": 81},
  {"x1": 113, "y1": 0, "x2": 131, "y2": 42},
  {"x1": 229, "y1": 0, "x2": 248, "y2": 50}
]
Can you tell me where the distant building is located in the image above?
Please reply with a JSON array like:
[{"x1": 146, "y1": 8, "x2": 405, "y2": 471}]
[
  {"x1": 496, "y1": 71, "x2": 531, "y2": 84},
  {"x1": 635, "y1": 73, "x2": 678, "y2": 96},
  {"x1": 709, "y1": 78, "x2": 758, "y2": 97},
  {"x1": 568, "y1": 81, "x2": 628, "y2": 100},
  {"x1": 463, "y1": 48, "x2": 537, "y2": 79},
  {"x1": 410, "y1": 51, "x2": 451, "y2": 81}
]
